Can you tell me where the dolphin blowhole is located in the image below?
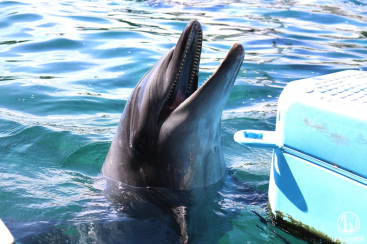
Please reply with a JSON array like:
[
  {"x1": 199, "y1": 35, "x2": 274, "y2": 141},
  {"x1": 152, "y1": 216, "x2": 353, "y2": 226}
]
[{"x1": 102, "y1": 20, "x2": 245, "y2": 190}]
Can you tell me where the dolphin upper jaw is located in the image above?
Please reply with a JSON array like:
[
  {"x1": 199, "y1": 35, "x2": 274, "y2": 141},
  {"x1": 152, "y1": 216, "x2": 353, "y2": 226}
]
[
  {"x1": 157, "y1": 21, "x2": 202, "y2": 125},
  {"x1": 102, "y1": 21, "x2": 245, "y2": 189}
]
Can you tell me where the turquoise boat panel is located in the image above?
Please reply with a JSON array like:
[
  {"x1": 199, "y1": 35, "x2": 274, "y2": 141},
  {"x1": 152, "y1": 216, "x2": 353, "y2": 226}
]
[
  {"x1": 283, "y1": 102, "x2": 367, "y2": 179},
  {"x1": 269, "y1": 148, "x2": 367, "y2": 241}
]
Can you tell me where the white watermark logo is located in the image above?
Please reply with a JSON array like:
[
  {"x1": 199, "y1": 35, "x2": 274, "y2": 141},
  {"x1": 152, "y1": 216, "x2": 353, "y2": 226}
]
[
  {"x1": 333, "y1": 212, "x2": 364, "y2": 242},
  {"x1": 337, "y1": 211, "x2": 360, "y2": 235}
]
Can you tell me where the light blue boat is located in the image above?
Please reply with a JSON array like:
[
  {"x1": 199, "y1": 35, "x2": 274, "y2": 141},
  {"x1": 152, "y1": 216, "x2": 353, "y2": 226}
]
[{"x1": 234, "y1": 70, "x2": 367, "y2": 243}]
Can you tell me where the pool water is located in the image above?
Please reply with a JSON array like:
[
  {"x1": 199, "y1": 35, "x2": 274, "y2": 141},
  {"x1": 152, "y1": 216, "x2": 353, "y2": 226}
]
[{"x1": 0, "y1": 0, "x2": 366, "y2": 243}]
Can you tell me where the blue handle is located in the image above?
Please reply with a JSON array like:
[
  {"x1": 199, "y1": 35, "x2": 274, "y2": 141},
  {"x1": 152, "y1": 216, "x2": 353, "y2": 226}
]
[{"x1": 234, "y1": 130, "x2": 279, "y2": 149}]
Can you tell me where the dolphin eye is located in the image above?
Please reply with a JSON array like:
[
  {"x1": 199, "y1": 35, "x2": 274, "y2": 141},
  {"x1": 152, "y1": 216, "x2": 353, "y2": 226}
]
[{"x1": 132, "y1": 134, "x2": 149, "y2": 154}]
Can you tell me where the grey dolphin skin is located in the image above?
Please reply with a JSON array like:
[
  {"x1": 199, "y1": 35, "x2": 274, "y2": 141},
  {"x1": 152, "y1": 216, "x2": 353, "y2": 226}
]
[{"x1": 102, "y1": 20, "x2": 245, "y2": 190}]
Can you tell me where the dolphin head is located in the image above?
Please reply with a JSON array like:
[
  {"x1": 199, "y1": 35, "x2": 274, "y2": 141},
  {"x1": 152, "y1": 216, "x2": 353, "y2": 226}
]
[{"x1": 102, "y1": 20, "x2": 245, "y2": 189}]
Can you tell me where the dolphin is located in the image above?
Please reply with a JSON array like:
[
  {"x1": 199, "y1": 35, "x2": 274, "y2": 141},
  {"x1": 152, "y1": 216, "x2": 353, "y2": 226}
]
[{"x1": 102, "y1": 20, "x2": 245, "y2": 190}]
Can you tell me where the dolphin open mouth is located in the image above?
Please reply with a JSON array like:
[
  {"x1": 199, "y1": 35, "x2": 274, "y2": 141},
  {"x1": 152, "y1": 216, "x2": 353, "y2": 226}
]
[{"x1": 157, "y1": 20, "x2": 244, "y2": 126}]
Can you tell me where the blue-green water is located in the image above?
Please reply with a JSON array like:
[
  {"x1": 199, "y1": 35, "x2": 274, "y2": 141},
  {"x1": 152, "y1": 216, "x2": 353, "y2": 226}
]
[{"x1": 0, "y1": 0, "x2": 366, "y2": 243}]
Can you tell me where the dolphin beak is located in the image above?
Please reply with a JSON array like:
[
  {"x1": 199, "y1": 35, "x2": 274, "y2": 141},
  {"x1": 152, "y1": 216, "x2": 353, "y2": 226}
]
[{"x1": 158, "y1": 21, "x2": 244, "y2": 125}]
